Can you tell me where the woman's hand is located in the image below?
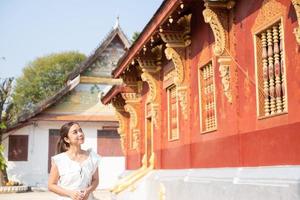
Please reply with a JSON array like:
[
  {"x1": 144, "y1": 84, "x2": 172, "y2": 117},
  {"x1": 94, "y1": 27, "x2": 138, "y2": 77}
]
[
  {"x1": 68, "y1": 190, "x2": 85, "y2": 200},
  {"x1": 81, "y1": 189, "x2": 91, "y2": 200}
]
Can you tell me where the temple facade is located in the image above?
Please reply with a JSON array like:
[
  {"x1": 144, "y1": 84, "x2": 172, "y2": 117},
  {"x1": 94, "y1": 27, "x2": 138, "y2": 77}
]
[{"x1": 102, "y1": 0, "x2": 300, "y2": 199}]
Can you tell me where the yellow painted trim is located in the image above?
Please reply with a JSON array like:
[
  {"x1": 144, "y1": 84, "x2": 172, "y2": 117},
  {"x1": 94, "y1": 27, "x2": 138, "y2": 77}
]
[{"x1": 80, "y1": 76, "x2": 123, "y2": 85}]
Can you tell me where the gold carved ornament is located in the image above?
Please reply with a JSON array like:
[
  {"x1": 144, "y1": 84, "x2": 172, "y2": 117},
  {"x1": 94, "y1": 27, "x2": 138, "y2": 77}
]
[
  {"x1": 164, "y1": 47, "x2": 184, "y2": 85},
  {"x1": 115, "y1": 112, "x2": 126, "y2": 154},
  {"x1": 124, "y1": 103, "x2": 140, "y2": 150},
  {"x1": 292, "y1": 0, "x2": 300, "y2": 44},
  {"x1": 218, "y1": 57, "x2": 232, "y2": 103},
  {"x1": 164, "y1": 47, "x2": 188, "y2": 119},
  {"x1": 124, "y1": 104, "x2": 137, "y2": 128},
  {"x1": 202, "y1": 8, "x2": 226, "y2": 56},
  {"x1": 251, "y1": 0, "x2": 285, "y2": 34},
  {"x1": 203, "y1": 7, "x2": 233, "y2": 103},
  {"x1": 141, "y1": 72, "x2": 160, "y2": 128},
  {"x1": 159, "y1": 14, "x2": 192, "y2": 48},
  {"x1": 176, "y1": 86, "x2": 188, "y2": 119},
  {"x1": 141, "y1": 71, "x2": 157, "y2": 103}
]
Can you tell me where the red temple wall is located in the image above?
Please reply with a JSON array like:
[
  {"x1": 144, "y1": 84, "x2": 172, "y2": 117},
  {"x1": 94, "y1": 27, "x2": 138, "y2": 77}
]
[{"x1": 125, "y1": 0, "x2": 300, "y2": 170}]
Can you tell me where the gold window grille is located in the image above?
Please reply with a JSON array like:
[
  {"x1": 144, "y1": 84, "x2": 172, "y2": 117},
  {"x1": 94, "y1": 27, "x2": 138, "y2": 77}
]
[
  {"x1": 255, "y1": 20, "x2": 287, "y2": 118},
  {"x1": 198, "y1": 62, "x2": 217, "y2": 133},
  {"x1": 167, "y1": 85, "x2": 179, "y2": 140}
]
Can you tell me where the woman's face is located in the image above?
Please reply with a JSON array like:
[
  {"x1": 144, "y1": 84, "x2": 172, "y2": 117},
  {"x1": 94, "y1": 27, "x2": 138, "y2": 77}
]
[{"x1": 64, "y1": 123, "x2": 85, "y2": 146}]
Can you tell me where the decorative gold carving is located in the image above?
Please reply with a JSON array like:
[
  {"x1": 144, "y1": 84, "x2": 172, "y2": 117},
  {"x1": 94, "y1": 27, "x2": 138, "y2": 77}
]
[
  {"x1": 137, "y1": 59, "x2": 161, "y2": 73},
  {"x1": 141, "y1": 72, "x2": 160, "y2": 128},
  {"x1": 124, "y1": 104, "x2": 138, "y2": 131},
  {"x1": 177, "y1": 86, "x2": 188, "y2": 120},
  {"x1": 252, "y1": 0, "x2": 285, "y2": 33},
  {"x1": 132, "y1": 129, "x2": 140, "y2": 150},
  {"x1": 115, "y1": 112, "x2": 125, "y2": 135},
  {"x1": 138, "y1": 53, "x2": 161, "y2": 128},
  {"x1": 218, "y1": 56, "x2": 232, "y2": 103},
  {"x1": 292, "y1": 0, "x2": 300, "y2": 44},
  {"x1": 141, "y1": 72, "x2": 157, "y2": 103},
  {"x1": 121, "y1": 93, "x2": 142, "y2": 103},
  {"x1": 203, "y1": 8, "x2": 226, "y2": 56},
  {"x1": 160, "y1": 31, "x2": 189, "y2": 48},
  {"x1": 124, "y1": 103, "x2": 140, "y2": 150},
  {"x1": 159, "y1": 14, "x2": 192, "y2": 48},
  {"x1": 115, "y1": 112, "x2": 126, "y2": 154},
  {"x1": 165, "y1": 47, "x2": 184, "y2": 85}
]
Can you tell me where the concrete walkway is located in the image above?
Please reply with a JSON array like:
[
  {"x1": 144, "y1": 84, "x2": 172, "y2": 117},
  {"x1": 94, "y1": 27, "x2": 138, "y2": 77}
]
[{"x1": 0, "y1": 189, "x2": 112, "y2": 200}]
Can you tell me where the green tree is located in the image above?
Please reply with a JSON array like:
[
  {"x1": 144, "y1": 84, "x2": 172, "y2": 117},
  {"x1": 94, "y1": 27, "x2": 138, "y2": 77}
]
[
  {"x1": 131, "y1": 31, "x2": 140, "y2": 43},
  {"x1": 13, "y1": 51, "x2": 86, "y2": 114},
  {"x1": 0, "y1": 77, "x2": 14, "y2": 186}
]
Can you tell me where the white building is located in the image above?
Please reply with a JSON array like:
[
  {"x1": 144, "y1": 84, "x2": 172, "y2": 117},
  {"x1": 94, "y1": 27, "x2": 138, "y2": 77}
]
[{"x1": 2, "y1": 23, "x2": 130, "y2": 189}]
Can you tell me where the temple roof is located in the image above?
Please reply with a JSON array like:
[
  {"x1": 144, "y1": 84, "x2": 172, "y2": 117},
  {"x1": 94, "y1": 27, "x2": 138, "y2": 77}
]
[{"x1": 68, "y1": 24, "x2": 131, "y2": 80}]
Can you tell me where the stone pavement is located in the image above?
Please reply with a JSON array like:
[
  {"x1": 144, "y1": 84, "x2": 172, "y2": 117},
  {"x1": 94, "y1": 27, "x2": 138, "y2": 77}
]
[{"x1": 0, "y1": 189, "x2": 112, "y2": 200}]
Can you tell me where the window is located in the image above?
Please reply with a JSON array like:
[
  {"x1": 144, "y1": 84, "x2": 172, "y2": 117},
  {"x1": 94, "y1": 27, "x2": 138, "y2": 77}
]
[
  {"x1": 8, "y1": 135, "x2": 28, "y2": 161},
  {"x1": 48, "y1": 129, "x2": 60, "y2": 172},
  {"x1": 97, "y1": 130, "x2": 123, "y2": 156},
  {"x1": 167, "y1": 85, "x2": 179, "y2": 140},
  {"x1": 198, "y1": 62, "x2": 217, "y2": 133},
  {"x1": 255, "y1": 20, "x2": 287, "y2": 117}
]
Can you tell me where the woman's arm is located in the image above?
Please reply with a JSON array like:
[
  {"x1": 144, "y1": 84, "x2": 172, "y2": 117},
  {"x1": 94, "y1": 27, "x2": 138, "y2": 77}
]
[
  {"x1": 48, "y1": 161, "x2": 83, "y2": 200},
  {"x1": 82, "y1": 168, "x2": 99, "y2": 200}
]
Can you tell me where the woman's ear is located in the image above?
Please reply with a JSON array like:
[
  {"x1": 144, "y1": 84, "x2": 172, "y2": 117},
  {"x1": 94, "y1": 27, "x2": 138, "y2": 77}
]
[{"x1": 64, "y1": 137, "x2": 70, "y2": 144}]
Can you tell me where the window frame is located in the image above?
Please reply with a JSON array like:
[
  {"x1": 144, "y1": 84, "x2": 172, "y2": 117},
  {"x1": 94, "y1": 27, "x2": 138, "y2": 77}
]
[
  {"x1": 253, "y1": 17, "x2": 288, "y2": 119},
  {"x1": 8, "y1": 135, "x2": 29, "y2": 161},
  {"x1": 167, "y1": 84, "x2": 180, "y2": 141},
  {"x1": 198, "y1": 61, "x2": 218, "y2": 134}
]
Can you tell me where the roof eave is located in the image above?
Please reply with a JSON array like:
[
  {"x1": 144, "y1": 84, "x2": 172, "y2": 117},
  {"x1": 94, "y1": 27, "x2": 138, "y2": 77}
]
[
  {"x1": 101, "y1": 85, "x2": 124, "y2": 105},
  {"x1": 112, "y1": 0, "x2": 181, "y2": 78}
]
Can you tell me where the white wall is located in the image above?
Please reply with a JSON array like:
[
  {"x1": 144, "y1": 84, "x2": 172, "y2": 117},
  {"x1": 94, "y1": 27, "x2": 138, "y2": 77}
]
[
  {"x1": 2, "y1": 121, "x2": 125, "y2": 189},
  {"x1": 115, "y1": 166, "x2": 300, "y2": 200}
]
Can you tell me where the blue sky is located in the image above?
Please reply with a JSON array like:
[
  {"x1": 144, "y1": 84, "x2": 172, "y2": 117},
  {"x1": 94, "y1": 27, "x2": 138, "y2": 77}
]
[{"x1": 0, "y1": 0, "x2": 162, "y2": 78}]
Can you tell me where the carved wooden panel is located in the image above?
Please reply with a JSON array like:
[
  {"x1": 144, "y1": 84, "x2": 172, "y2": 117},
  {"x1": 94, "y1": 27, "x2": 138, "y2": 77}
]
[
  {"x1": 198, "y1": 62, "x2": 217, "y2": 133},
  {"x1": 255, "y1": 20, "x2": 287, "y2": 118}
]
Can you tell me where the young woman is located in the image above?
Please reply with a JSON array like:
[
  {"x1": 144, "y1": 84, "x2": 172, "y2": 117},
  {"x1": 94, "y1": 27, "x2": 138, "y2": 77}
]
[{"x1": 48, "y1": 122, "x2": 100, "y2": 200}]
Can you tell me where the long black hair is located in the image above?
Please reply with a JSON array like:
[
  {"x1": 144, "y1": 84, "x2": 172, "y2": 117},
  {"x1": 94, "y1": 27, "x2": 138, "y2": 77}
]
[{"x1": 56, "y1": 121, "x2": 79, "y2": 154}]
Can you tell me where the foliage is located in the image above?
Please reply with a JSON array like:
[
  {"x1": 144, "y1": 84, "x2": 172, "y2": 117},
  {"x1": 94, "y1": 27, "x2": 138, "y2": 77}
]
[
  {"x1": 0, "y1": 78, "x2": 14, "y2": 128},
  {"x1": 0, "y1": 77, "x2": 14, "y2": 185},
  {"x1": 13, "y1": 51, "x2": 86, "y2": 113},
  {"x1": 131, "y1": 31, "x2": 140, "y2": 43},
  {"x1": 0, "y1": 144, "x2": 6, "y2": 171}
]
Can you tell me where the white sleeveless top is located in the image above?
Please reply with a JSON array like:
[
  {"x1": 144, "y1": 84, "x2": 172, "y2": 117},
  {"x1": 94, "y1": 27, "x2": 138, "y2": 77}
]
[{"x1": 51, "y1": 149, "x2": 101, "y2": 200}]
